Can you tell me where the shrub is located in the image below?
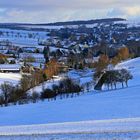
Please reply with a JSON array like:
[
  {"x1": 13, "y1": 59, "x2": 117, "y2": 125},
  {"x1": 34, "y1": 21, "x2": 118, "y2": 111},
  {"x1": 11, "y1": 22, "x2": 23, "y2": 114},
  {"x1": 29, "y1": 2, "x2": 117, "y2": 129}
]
[{"x1": 41, "y1": 89, "x2": 56, "y2": 100}]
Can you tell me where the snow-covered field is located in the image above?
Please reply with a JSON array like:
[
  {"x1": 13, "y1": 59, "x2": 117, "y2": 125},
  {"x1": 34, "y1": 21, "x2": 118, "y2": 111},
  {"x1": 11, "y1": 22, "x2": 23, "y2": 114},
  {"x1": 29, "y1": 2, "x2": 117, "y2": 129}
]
[
  {"x1": 115, "y1": 57, "x2": 140, "y2": 87},
  {"x1": 1, "y1": 117, "x2": 140, "y2": 135},
  {"x1": 1, "y1": 132, "x2": 140, "y2": 140},
  {"x1": 1, "y1": 84, "x2": 140, "y2": 126},
  {"x1": 0, "y1": 57, "x2": 140, "y2": 138},
  {"x1": 28, "y1": 69, "x2": 94, "y2": 95},
  {"x1": 0, "y1": 72, "x2": 21, "y2": 94},
  {"x1": 0, "y1": 118, "x2": 140, "y2": 139},
  {"x1": 0, "y1": 73, "x2": 21, "y2": 85}
]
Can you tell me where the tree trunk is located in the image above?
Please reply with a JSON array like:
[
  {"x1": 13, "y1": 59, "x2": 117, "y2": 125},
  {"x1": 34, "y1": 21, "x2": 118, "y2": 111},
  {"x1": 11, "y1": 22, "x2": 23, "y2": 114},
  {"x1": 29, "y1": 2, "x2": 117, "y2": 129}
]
[
  {"x1": 114, "y1": 83, "x2": 117, "y2": 89},
  {"x1": 125, "y1": 81, "x2": 128, "y2": 87},
  {"x1": 122, "y1": 82, "x2": 124, "y2": 88}
]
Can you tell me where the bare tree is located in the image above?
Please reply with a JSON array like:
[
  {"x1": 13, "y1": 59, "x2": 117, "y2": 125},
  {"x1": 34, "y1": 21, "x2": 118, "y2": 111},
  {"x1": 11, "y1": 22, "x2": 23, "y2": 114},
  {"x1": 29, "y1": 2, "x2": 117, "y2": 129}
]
[{"x1": 0, "y1": 82, "x2": 13, "y2": 106}]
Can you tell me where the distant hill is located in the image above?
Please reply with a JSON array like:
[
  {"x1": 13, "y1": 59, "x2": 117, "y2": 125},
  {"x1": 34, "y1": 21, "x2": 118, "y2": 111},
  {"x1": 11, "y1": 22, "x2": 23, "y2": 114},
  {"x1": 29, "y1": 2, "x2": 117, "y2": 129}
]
[
  {"x1": 0, "y1": 18, "x2": 126, "y2": 27},
  {"x1": 43, "y1": 18, "x2": 126, "y2": 26}
]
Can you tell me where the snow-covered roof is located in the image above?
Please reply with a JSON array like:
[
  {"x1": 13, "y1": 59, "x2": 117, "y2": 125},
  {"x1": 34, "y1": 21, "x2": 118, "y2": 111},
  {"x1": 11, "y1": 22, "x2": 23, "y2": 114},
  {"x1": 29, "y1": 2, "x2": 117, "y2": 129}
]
[
  {"x1": 19, "y1": 53, "x2": 44, "y2": 58},
  {"x1": 0, "y1": 64, "x2": 21, "y2": 70}
]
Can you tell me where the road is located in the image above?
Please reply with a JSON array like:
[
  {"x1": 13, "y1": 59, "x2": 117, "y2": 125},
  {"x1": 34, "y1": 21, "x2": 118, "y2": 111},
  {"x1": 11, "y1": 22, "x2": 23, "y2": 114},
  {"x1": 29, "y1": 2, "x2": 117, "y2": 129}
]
[
  {"x1": 0, "y1": 132, "x2": 140, "y2": 140},
  {"x1": 0, "y1": 118, "x2": 140, "y2": 139}
]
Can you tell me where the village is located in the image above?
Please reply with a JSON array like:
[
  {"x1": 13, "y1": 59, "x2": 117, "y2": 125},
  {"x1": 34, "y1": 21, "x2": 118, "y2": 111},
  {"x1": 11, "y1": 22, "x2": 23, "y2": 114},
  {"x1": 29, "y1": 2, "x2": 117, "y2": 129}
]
[
  {"x1": 0, "y1": 19, "x2": 139, "y2": 106},
  {"x1": 0, "y1": 20, "x2": 140, "y2": 74}
]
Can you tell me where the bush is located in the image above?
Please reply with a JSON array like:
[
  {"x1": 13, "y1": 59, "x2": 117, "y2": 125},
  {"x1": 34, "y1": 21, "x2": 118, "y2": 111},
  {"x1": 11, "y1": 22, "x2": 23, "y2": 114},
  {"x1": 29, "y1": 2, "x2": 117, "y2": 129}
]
[
  {"x1": 30, "y1": 92, "x2": 40, "y2": 103},
  {"x1": 53, "y1": 78, "x2": 82, "y2": 96},
  {"x1": 9, "y1": 87, "x2": 27, "y2": 103},
  {"x1": 41, "y1": 78, "x2": 82, "y2": 101},
  {"x1": 0, "y1": 82, "x2": 14, "y2": 106},
  {"x1": 41, "y1": 89, "x2": 56, "y2": 100},
  {"x1": 0, "y1": 82, "x2": 29, "y2": 106}
]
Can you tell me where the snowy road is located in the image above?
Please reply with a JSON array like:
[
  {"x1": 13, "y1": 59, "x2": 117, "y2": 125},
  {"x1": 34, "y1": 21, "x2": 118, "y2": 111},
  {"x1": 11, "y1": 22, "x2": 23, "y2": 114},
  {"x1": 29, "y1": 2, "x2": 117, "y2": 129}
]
[
  {"x1": 0, "y1": 132, "x2": 140, "y2": 140},
  {"x1": 0, "y1": 118, "x2": 139, "y2": 139}
]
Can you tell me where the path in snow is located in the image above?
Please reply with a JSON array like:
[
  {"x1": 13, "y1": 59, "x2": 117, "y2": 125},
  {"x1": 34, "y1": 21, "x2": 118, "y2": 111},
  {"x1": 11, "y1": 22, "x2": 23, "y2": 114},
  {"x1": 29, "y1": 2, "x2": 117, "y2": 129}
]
[
  {"x1": 0, "y1": 118, "x2": 140, "y2": 135},
  {"x1": 0, "y1": 132, "x2": 140, "y2": 140},
  {"x1": 0, "y1": 118, "x2": 140, "y2": 139}
]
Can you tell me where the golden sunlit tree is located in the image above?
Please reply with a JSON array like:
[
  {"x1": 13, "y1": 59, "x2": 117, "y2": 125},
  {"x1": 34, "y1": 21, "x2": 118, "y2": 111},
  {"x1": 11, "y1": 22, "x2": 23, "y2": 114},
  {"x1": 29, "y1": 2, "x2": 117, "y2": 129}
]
[
  {"x1": 44, "y1": 58, "x2": 60, "y2": 79},
  {"x1": 95, "y1": 54, "x2": 109, "y2": 72},
  {"x1": 117, "y1": 47, "x2": 129, "y2": 61}
]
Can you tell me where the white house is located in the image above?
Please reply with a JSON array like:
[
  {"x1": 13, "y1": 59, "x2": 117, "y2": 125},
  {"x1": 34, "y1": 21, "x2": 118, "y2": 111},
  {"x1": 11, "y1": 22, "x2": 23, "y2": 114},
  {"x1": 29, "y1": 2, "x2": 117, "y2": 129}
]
[
  {"x1": 19, "y1": 53, "x2": 45, "y2": 63},
  {"x1": 0, "y1": 64, "x2": 21, "y2": 73}
]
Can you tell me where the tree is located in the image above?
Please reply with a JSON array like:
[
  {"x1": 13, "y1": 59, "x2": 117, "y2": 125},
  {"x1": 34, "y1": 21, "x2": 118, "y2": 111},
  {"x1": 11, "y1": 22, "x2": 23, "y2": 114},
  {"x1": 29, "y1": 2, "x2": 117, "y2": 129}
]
[
  {"x1": 119, "y1": 69, "x2": 133, "y2": 87},
  {"x1": 111, "y1": 56, "x2": 120, "y2": 66},
  {"x1": 43, "y1": 46, "x2": 50, "y2": 63},
  {"x1": 94, "y1": 69, "x2": 133, "y2": 90},
  {"x1": 111, "y1": 47, "x2": 129, "y2": 66},
  {"x1": 41, "y1": 89, "x2": 56, "y2": 101},
  {"x1": 23, "y1": 56, "x2": 36, "y2": 63},
  {"x1": 94, "y1": 54, "x2": 109, "y2": 73},
  {"x1": 69, "y1": 34, "x2": 77, "y2": 42},
  {"x1": 44, "y1": 59, "x2": 60, "y2": 79},
  {"x1": 79, "y1": 34, "x2": 87, "y2": 44},
  {"x1": 0, "y1": 82, "x2": 13, "y2": 106},
  {"x1": 56, "y1": 41, "x2": 62, "y2": 48},
  {"x1": 0, "y1": 54, "x2": 7, "y2": 64},
  {"x1": 35, "y1": 48, "x2": 40, "y2": 53},
  {"x1": 117, "y1": 47, "x2": 129, "y2": 61},
  {"x1": 52, "y1": 78, "x2": 82, "y2": 97},
  {"x1": 9, "y1": 86, "x2": 26, "y2": 104},
  {"x1": 20, "y1": 75, "x2": 32, "y2": 92},
  {"x1": 104, "y1": 70, "x2": 120, "y2": 90}
]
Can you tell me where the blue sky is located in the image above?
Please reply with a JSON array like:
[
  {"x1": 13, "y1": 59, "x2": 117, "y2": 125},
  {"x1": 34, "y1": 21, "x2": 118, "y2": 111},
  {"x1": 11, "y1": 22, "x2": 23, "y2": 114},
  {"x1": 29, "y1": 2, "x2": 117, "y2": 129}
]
[{"x1": 0, "y1": 0, "x2": 139, "y2": 23}]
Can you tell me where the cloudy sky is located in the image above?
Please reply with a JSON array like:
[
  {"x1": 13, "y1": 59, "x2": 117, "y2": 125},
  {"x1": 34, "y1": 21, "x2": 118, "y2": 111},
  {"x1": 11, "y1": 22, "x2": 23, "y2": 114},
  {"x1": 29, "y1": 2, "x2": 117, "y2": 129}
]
[{"x1": 0, "y1": 0, "x2": 139, "y2": 23}]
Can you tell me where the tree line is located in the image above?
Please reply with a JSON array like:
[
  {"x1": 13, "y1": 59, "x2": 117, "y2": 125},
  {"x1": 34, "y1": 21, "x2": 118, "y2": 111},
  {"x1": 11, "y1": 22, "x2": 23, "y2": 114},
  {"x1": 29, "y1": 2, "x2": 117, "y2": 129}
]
[
  {"x1": 0, "y1": 77, "x2": 82, "y2": 106},
  {"x1": 94, "y1": 69, "x2": 133, "y2": 90}
]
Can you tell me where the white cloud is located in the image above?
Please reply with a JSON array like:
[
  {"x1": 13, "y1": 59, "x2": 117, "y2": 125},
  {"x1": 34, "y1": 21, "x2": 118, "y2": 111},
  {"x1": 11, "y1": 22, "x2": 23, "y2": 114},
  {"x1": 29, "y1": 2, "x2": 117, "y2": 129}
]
[
  {"x1": 107, "y1": 6, "x2": 140, "y2": 20},
  {"x1": 0, "y1": 8, "x2": 111, "y2": 23},
  {"x1": 124, "y1": 6, "x2": 140, "y2": 16},
  {"x1": 0, "y1": 0, "x2": 139, "y2": 23}
]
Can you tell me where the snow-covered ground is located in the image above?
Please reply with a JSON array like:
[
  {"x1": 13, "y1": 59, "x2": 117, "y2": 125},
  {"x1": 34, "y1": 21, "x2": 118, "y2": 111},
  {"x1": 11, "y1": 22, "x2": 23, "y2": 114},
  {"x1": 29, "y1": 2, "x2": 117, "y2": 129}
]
[
  {"x1": 28, "y1": 69, "x2": 94, "y2": 95},
  {"x1": 0, "y1": 72, "x2": 21, "y2": 94},
  {"x1": 1, "y1": 84, "x2": 140, "y2": 126},
  {"x1": 0, "y1": 57, "x2": 140, "y2": 138},
  {"x1": 115, "y1": 57, "x2": 140, "y2": 87},
  {"x1": 0, "y1": 28, "x2": 71, "y2": 54},
  {"x1": 28, "y1": 76, "x2": 63, "y2": 94},
  {"x1": 0, "y1": 73, "x2": 21, "y2": 85},
  {"x1": 0, "y1": 118, "x2": 140, "y2": 136},
  {"x1": 0, "y1": 133, "x2": 140, "y2": 140}
]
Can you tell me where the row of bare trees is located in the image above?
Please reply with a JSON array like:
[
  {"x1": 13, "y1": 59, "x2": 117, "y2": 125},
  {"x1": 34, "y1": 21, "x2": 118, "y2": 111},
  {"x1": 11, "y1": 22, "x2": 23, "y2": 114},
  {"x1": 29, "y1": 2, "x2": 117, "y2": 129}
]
[
  {"x1": 0, "y1": 77, "x2": 82, "y2": 106},
  {"x1": 104, "y1": 69, "x2": 133, "y2": 90},
  {"x1": 41, "y1": 78, "x2": 82, "y2": 101},
  {"x1": 94, "y1": 69, "x2": 133, "y2": 90}
]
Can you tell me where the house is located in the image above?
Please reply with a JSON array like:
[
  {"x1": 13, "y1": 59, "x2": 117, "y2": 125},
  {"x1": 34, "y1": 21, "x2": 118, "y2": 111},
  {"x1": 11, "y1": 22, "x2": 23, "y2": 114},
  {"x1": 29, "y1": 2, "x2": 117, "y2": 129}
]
[
  {"x1": 22, "y1": 47, "x2": 37, "y2": 53},
  {"x1": 19, "y1": 53, "x2": 45, "y2": 63},
  {"x1": 0, "y1": 64, "x2": 21, "y2": 73},
  {"x1": 0, "y1": 40, "x2": 12, "y2": 46}
]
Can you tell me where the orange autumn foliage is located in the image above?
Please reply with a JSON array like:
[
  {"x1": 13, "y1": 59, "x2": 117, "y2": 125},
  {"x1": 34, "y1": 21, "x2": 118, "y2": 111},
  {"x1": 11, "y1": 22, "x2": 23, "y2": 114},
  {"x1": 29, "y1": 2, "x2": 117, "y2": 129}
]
[
  {"x1": 94, "y1": 54, "x2": 109, "y2": 72},
  {"x1": 44, "y1": 59, "x2": 60, "y2": 79},
  {"x1": 118, "y1": 47, "x2": 129, "y2": 61}
]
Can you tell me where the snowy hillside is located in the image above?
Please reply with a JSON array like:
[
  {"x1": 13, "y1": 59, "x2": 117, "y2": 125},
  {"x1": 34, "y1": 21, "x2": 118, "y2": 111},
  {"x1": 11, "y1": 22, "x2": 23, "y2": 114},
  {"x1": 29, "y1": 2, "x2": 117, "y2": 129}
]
[
  {"x1": 0, "y1": 57, "x2": 140, "y2": 138},
  {"x1": 0, "y1": 83, "x2": 140, "y2": 126},
  {"x1": 0, "y1": 58, "x2": 139, "y2": 125},
  {"x1": 115, "y1": 57, "x2": 140, "y2": 87}
]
